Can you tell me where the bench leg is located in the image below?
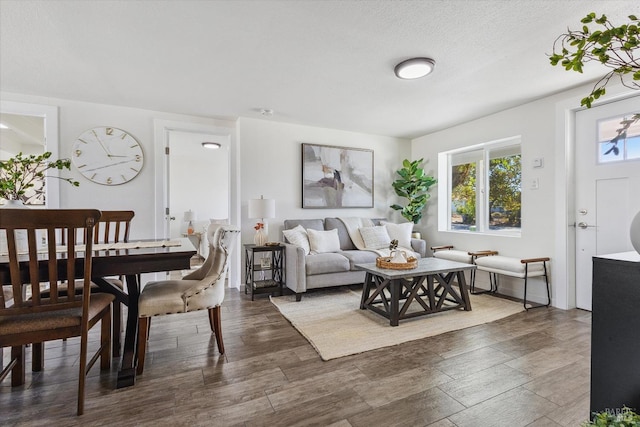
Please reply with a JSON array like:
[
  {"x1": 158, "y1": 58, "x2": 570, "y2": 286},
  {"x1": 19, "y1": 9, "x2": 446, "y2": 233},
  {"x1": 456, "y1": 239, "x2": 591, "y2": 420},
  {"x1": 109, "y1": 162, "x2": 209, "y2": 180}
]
[{"x1": 524, "y1": 262, "x2": 550, "y2": 310}]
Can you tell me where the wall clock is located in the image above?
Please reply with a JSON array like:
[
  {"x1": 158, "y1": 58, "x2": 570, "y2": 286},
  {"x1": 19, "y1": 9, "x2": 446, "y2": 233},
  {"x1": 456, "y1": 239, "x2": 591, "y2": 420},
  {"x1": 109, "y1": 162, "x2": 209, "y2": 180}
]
[{"x1": 72, "y1": 127, "x2": 144, "y2": 185}]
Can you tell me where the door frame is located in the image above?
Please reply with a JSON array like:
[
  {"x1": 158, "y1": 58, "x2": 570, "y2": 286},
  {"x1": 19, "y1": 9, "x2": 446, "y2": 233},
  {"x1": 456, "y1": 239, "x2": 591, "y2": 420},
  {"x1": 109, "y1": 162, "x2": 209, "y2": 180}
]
[
  {"x1": 554, "y1": 85, "x2": 638, "y2": 310},
  {"x1": 153, "y1": 119, "x2": 241, "y2": 288}
]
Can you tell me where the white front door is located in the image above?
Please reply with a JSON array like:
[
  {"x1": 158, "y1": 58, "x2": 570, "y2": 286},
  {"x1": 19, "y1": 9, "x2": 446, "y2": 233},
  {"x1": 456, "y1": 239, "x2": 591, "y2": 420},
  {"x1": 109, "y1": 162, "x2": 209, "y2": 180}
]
[{"x1": 575, "y1": 96, "x2": 640, "y2": 310}]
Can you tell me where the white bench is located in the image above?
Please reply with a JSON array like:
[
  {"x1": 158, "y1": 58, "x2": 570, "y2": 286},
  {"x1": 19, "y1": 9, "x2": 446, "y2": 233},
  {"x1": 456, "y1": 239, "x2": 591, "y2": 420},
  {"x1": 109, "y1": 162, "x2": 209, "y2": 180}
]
[
  {"x1": 431, "y1": 246, "x2": 498, "y2": 294},
  {"x1": 473, "y1": 255, "x2": 550, "y2": 310}
]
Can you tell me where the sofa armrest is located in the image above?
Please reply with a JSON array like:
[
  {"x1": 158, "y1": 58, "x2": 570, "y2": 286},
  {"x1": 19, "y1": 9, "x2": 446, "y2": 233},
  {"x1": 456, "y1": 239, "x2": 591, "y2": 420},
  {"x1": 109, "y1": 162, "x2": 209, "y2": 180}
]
[
  {"x1": 282, "y1": 242, "x2": 308, "y2": 294},
  {"x1": 411, "y1": 238, "x2": 427, "y2": 258}
]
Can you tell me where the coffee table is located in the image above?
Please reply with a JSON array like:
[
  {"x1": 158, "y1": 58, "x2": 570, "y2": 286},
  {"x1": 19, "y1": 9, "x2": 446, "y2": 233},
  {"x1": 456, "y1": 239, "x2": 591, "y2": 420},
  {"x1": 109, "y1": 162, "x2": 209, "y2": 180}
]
[{"x1": 355, "y1": 257, "x2": 476, "y2": 326}]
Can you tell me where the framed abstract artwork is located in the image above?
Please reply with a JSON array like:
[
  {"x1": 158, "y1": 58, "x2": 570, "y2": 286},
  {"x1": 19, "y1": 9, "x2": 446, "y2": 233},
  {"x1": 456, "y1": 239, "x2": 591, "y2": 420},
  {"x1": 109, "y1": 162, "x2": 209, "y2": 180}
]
[{"x1": 301, "y1": 143, "x2": 374, "y2": 208}]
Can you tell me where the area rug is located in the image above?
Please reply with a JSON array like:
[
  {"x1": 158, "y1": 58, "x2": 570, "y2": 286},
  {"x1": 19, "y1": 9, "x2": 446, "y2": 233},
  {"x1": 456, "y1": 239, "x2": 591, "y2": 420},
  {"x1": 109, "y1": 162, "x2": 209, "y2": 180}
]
[{"x1": 270, "y1": 288, "x2": 524, "y2": 360}]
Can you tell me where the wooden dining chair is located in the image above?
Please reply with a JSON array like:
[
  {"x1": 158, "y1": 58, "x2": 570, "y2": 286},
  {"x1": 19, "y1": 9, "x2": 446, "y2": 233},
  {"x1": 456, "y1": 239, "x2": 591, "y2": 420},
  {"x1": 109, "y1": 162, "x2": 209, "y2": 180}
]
[
  {"x1": 39, "y1": 210, "x2": 134, "y2": 357},
  {"x1": 0, "y1": 209, "x2": 113, "y2": 416},
  {"x1": 135, "y1": 224, "x2": 238, "y2": 374}
]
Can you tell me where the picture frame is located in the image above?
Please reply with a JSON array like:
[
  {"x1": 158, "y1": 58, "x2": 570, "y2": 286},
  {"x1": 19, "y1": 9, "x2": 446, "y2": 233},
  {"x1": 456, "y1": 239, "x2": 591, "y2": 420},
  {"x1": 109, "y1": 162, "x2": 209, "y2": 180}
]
[{"x1": 301, "y1": 143, "x2": 374, "y2": 208}]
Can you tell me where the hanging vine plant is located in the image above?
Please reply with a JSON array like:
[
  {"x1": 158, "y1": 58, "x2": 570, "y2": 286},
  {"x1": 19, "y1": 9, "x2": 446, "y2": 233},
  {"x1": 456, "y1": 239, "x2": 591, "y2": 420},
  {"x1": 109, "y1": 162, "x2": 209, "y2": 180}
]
[
  {"x1": 549, "y1": 12, "x2": 639, "y2": 156},
  {"x1": 549, "y1": 12, "x2": 639, "y2": 108}
]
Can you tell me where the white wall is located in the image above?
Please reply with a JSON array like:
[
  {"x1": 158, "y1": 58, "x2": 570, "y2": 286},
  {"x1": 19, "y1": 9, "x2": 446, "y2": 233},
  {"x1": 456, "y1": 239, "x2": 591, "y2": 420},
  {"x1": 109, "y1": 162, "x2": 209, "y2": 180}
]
[
  {"x1": 238, "y1": 117, "x2": 411, "y2": 244},
  {"x1": 1, "y1": 92, "x2": 236, "y2": 239},
  {"x1": 411, "y1": 82, "x2": 636, "y2": 309}
]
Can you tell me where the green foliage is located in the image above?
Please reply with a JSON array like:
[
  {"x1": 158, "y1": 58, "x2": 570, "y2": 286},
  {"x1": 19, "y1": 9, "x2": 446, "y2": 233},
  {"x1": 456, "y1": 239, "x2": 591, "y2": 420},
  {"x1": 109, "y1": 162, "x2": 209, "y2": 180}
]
[
  {"x1": 0, "y1": 152, "x2": 79, "y2": 203},
  {"x1": 549, "y1": 12, "x2": 639, "y2": 107},
  {"x1": 390, "y1": 158, "x2": 437, "y2": 224},
  {"x1": 582, "y1": 406, "x2": 640, "y2": 426},
  {"x1": 489, "y1": 155, "x2": 521, "y2": 226},
  {"x1": 451, "y1": 163, "x2": 476, "y2": 224}
]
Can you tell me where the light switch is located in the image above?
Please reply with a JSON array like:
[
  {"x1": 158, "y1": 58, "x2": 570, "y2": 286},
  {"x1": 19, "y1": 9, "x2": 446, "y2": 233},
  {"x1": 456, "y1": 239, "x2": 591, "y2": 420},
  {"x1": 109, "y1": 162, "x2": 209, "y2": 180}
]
[
  {"x1": 533, "y1": 158, "x2": 544, "y2": 168},
  {"x1": 531, "y1": 178, "x2": 539, "y2": 190}
]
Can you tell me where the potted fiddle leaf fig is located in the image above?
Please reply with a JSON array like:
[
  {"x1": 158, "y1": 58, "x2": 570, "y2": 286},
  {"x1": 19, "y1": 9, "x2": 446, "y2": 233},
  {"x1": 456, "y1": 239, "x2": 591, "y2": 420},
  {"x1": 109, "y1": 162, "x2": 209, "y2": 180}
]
[
  {"x1": 390, "y1": 158, "x2": 437, "y2": 225},
  {"x1": 0, "y1": 151, "x2": 79, "y2": 205}
]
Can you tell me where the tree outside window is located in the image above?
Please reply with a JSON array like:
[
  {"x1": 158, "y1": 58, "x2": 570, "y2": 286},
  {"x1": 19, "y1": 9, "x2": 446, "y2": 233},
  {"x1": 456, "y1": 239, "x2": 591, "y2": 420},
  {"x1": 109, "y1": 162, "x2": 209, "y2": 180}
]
[{"x1": 445, "y1": 138, "x2": 521, "y2": 234}]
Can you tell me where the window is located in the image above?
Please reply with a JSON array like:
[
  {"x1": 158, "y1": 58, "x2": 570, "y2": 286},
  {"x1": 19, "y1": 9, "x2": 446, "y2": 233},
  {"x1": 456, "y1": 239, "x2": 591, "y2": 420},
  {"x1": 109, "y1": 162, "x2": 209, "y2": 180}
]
[
  {"x1": 597, "y1": 113, "x2": 640, "y2": 164},
  {"x1": 438, "y1": 136, "x2": 521, "y2": 234}
]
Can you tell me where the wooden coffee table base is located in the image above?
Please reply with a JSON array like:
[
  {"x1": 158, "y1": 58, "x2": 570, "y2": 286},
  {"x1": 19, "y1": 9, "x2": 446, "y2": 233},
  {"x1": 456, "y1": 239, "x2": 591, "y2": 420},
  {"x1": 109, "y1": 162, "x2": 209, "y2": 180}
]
[{"x1": 359, "y1": 264, "x2": 473, "y2": 327}]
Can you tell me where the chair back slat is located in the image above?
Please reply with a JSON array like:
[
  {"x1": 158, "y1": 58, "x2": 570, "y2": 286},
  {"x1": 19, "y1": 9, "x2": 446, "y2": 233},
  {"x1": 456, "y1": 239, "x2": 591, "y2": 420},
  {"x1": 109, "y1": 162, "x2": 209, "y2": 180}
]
[
  {"x1": 0, "y1": 209, "x2": 101, "y2": 313},
  {"x1": 93, "y1": 210, "x2": 134, "y2": 244}
]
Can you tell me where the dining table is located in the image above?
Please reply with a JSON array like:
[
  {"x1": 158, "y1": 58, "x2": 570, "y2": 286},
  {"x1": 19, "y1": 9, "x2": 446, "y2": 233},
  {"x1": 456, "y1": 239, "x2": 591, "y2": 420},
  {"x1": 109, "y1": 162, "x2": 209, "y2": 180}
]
[{"x1": 0, "y1": 237, "x2": 196, "y2": 388}]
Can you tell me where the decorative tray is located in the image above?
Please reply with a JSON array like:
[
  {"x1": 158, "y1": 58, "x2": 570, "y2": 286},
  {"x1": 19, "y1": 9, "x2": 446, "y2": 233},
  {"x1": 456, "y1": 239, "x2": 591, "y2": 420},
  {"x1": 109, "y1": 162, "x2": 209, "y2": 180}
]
[{"x1": 376, "y1": 256, "x2": 418, "y2": 270}]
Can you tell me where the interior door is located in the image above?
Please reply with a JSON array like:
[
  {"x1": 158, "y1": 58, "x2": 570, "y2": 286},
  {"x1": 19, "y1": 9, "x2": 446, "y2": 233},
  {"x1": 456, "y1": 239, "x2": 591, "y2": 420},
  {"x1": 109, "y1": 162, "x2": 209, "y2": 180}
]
[
  {"x1": 166, "y1": 130, "x2": 230, "y2": 249},
  {"x1": 575, "y1": 96, "x2": 640, "y2": 310}
]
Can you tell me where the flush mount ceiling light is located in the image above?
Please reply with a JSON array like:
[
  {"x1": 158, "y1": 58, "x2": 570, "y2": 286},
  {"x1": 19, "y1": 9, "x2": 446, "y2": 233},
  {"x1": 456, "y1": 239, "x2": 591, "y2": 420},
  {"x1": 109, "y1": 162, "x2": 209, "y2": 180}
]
[
  {"x1": 201, "y1": 142, "x2": 221, "y2": 149},
  {"x1": 394, "y1": 57, "x2": 436, "y2": 79}
]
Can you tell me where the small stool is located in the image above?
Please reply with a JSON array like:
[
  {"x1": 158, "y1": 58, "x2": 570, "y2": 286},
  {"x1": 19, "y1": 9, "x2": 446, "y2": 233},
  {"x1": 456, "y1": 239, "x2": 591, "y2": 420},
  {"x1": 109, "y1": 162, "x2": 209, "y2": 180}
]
[
  {"x1": 473, "y1": 256, "x2": 551, "y2": 310},
  {"x1": 431, "y1": 246, "x2": 498, "y2": 294}
]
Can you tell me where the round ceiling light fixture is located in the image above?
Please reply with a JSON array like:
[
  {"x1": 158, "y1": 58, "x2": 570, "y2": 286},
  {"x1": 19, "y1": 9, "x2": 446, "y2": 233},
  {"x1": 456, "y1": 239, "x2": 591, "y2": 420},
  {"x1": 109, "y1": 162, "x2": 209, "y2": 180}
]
[
  {"x1": 394, "y1": 57, "x2": 436, "y2": 79},
  {"x1": 201, "y1": 142, "x2": 221, "y2": 149}
]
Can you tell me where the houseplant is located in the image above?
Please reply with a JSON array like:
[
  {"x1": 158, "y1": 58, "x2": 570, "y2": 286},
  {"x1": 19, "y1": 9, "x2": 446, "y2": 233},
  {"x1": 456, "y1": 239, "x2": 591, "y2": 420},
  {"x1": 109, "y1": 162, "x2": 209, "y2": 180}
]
[
  {"x1": 390, "y1": 158, "x2": 437, "y2": 224},
  {"x1": 549, "y1": 12, "x2": 639, "y2": 108},
  {"x1": 582, "y1": 406, "x2": 640, "y2": 426},
  {"x1": 0, "y1": 151, "x2": 79, "y2": 205}
]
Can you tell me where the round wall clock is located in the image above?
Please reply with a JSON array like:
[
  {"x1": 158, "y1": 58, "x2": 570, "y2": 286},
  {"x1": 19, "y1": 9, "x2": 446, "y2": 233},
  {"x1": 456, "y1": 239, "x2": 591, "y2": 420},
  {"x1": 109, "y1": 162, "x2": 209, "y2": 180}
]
[{"x1": 72, "y1": 127, "x2": 144, "y2": 185}]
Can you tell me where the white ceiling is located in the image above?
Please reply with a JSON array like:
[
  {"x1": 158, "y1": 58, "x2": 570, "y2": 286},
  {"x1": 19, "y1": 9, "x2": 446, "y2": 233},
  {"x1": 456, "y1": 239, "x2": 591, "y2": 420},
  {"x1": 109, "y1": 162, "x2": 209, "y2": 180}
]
[{"x1": 0, "y1": 0, "x2": 637, "y2": 139}]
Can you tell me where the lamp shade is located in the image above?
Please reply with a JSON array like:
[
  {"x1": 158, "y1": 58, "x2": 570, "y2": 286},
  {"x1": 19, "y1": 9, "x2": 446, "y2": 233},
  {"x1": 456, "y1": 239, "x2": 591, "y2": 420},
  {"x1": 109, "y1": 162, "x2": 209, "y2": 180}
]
[
  {"x1": 183, "y1": 210, "x2": 197, "y2": 222},
  {"x1": 248, "y1": 197, "x2": 275, "y2": 219}
]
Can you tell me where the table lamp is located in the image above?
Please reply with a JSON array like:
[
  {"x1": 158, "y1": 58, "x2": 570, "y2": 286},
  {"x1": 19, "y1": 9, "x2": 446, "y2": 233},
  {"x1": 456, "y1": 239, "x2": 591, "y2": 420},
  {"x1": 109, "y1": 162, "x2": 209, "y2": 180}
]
[
  {"x1": 248, "y1": 195, "x2": 275, "y2": 246},
  {"x1": 183, "y1": 210, "x2": 197, "y2": 235}
]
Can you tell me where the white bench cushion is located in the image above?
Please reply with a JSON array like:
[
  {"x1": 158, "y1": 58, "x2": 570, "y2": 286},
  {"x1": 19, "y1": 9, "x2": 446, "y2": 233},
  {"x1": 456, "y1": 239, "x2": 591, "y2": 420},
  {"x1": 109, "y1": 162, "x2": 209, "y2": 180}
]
[
  {"x1": 474, "y1": 255, "x2": 546, "y2": 278},
  {"x1": 433, "y1": 250, "x2": 472, "y2": 264}
]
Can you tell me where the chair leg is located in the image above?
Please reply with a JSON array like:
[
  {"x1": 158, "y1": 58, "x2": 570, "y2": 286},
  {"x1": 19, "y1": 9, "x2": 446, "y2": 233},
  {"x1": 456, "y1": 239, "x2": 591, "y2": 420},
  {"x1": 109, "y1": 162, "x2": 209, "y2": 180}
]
[
  {"x1": 32, "y1": 342, "x2": 44, "y2": 372},
  {"x1": 77, "y1": 333, "x2": 88, "y2": 416},
  {"x1": 101, "y1": 306, "x2": 112, "y2": 370},
  {"x1": 208, "y1": 306, "x2": 225, "y2": 354},
  {"x1": 543, "y1": 261, "x2": 551, "y2": 307},
  {"x1": 9, "y1": 346, "x2": 25, "y2": 387},
  {"x1": 112, "y1": 302, "x2": 122, "y2": 357},
  {"x1": 136, "y1": 317, "x2": 149, "y2": 375}
]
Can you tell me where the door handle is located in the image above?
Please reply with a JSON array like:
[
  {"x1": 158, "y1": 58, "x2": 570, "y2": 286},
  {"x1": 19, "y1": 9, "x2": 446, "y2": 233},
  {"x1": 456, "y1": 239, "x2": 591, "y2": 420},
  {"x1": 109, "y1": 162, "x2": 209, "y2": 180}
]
[{"x1": 577, "y1": 222, "x2": 595, "y2": 229}]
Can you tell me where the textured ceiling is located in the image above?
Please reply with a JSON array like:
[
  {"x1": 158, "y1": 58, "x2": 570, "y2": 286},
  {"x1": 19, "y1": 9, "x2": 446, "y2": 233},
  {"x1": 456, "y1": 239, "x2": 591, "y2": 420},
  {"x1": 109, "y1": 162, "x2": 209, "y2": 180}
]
[{"x1": 0, "y1": 0, "x2": 637, "y2": 139}]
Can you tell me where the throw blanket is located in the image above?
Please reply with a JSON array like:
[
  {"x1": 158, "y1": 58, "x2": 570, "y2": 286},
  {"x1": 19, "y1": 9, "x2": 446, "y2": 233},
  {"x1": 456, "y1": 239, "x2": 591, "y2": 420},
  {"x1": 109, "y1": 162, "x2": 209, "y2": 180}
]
[{"x1": 338, "y1": 217, "x2": 417, "y2": 259}]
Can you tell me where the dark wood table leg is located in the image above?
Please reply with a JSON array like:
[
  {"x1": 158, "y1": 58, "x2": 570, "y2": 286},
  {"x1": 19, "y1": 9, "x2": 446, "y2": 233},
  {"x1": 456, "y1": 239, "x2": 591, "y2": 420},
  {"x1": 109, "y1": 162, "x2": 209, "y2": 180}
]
[
  {"x1": 457, "y1": 270, "x2": 472, "y2": 311},
  {"x1": 116, "y1": 274, "x2": 140, "y2": 388},
  {"x1": 390, "y1": 279, "x2": 400, "y2": 327},
  {"x1": 360, "y1": 273, "x2": 372, "y2": 309}
]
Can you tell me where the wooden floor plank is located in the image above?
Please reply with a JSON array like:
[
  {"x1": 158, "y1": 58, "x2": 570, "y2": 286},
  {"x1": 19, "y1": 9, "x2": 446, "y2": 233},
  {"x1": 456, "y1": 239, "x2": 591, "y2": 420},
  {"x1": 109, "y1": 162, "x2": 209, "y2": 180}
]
[{"x1": 1, "y1": 286, "x2": 593, "y2": 426}]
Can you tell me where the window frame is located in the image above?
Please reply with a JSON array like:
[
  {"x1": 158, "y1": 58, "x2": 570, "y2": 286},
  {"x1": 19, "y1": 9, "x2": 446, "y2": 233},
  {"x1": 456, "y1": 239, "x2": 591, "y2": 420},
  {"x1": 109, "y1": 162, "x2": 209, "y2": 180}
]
[{"x1": 438, "y1": 136, "x2": 522, "y2": 237}]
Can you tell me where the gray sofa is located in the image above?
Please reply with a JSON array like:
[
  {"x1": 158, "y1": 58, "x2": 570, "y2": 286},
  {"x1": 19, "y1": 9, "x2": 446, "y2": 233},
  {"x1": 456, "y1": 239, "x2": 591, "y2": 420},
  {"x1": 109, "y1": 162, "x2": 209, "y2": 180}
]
[{"x1": 282, "y1": 218, "x2": 427, "y2": 301}]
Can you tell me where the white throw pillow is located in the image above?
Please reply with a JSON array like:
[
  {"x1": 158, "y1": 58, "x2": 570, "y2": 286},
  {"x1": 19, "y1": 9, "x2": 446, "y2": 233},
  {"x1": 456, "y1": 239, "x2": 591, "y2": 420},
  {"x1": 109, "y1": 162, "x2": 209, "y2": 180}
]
[
  {"x1": 283, "y1": 225, "x2": 310, "y2": 255},
  {"x1": 381, "y1": 221, "x2": 413, "y2": 249},
  {"x1": 307, "y1": 228, "x2": 341, "y2": 254},
  {"x1": 359, "y1": 225, "x2": 391, "y2": 250}
]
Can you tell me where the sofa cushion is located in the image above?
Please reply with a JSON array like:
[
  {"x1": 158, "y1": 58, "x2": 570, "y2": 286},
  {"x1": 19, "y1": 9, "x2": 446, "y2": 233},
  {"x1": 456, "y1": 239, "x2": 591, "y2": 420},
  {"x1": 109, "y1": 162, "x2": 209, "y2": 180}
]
[
  {"x1": 305, "y1": 253, "x2": 351, "y2": 275},
  {"x1": 381, "y1": 221, "x2": 413, "y2": 249},
  {"x1": 282, "y1": 225, "x2": 310, "y2": 255},
  {"x1": 359, "y1": 225, "x2": 391, "y2": 249},
  {"x1": 324, "y1": 217, "x2": 355, "y2": 250},
  {"x1": 339, "y1": 250, "x2": 379, "y2": 269},
  {"x1": 283, "y1": 219, "x2": 324, "y2": 232},
  {"x1": 307, "y1": 228, "x2": 341, "y2": 254}
]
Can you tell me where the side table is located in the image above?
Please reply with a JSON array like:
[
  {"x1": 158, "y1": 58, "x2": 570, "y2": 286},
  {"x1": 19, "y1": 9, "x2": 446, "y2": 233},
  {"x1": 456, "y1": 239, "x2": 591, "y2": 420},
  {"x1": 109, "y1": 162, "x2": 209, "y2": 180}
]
[
  {"x1": 244, "y1": 244, "x2": 285, "y2": 301},
  {"x1": 182, "y1": 232, "x2": 203, "y2": 259}
]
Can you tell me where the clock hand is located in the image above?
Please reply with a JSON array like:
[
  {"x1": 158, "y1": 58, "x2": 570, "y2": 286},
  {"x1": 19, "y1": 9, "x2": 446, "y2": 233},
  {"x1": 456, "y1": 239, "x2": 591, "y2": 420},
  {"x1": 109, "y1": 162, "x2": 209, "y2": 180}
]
[
  {"x1": 83, "y1": 159, "x2": 136, "y2": 172},
  {"x1": 92, "y1": 129, "x2": 113, "y2": 156}
]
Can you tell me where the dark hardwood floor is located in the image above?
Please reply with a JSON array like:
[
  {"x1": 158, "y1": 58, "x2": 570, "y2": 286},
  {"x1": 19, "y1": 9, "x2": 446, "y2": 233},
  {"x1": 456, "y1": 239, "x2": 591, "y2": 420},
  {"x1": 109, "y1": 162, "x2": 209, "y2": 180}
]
[{"x1": 1, "y1": 284, "x2": 592, "y2": 426}]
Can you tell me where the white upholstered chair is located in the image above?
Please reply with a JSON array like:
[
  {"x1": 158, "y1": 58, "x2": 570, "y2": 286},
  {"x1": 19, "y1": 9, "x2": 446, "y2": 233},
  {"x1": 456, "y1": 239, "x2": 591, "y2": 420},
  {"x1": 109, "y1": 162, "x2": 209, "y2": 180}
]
[{"x1": 136, "y1": 224, "x2": 238, "y2": 374}]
